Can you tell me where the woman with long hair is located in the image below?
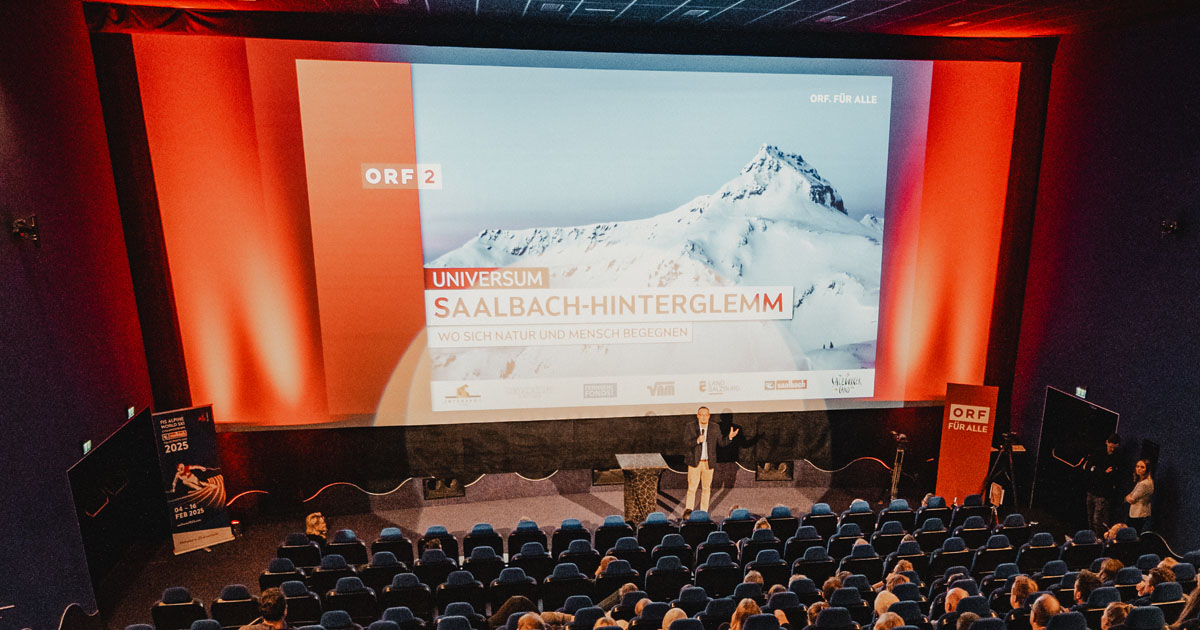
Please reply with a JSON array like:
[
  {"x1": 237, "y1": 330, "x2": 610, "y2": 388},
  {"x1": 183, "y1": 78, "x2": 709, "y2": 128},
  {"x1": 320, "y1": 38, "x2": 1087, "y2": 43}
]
[
  {"x1": 1125, "y1": 459, "x2": 1154, "y2": 532},
  {"x1": 729, "y1": 598, "x2": 762, "y2": 630},
  {"x1": 1171, "y1": 585, "x2": 1200, "y2": 630}
]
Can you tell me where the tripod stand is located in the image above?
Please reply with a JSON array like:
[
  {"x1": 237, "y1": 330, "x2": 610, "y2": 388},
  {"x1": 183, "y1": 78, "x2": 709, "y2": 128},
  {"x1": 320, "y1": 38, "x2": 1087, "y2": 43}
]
[
  {"x1": 981, "y1": 432, "x2": 1021, "y2": 511},
  {"x1": 889, "y1": 432, "x2": 908, "y2": 501}
]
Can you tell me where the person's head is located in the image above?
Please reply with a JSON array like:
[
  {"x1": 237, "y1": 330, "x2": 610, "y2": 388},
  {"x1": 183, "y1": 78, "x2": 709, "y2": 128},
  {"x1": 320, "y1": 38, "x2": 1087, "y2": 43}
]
[
  {"x1": 893, "y1": 559, "x2": 915, "y2": 575},
  {"x1": 176, "y1": 462, "x2": 186, "y2": 473},
  {"x1": 259, "y1": 587, "x2": 286, "y2": 623},
  {"x1": 1106, "y1": 434, "x2": 1121, "y2": 455},
  {"x1": 1172, "y1": 585, "x2": 1200, "y2": 630},
  {"x1": 730, "y1": 598, "x2": 761, "y2": 630},
  {"x1": 618, "y1": 583, "x2": 638, "y2": 598},
  {"x1": 1160, "y1": 558, "x2": 1179, "y2": 570},
  {"x1": 754, "y1": 518, "x2": 771, "y2": 531},
  {"x1": 945, "y1": 588, "x2": 968, "y2": 613},
  {"x1": 1011, "y1": 576, "x2": 1038, "y2": 610},
  {"x1": 822, "y1": 576, "x2": 843, "y2": 601},
  {"x1": 745, "y1": 570, "x2": 765, "y2": 585},
  {"x1": 1135, "y1": 459, "x2": 1152, "y2": 481},
  {"x1": 1075, "y1": 570, "x2": 1103, "y2": 604},
  {"x1": 1101, "y1": 602, "x2": 1131, "y2": 630},
  {"x1": 697, "y1": 406, "x2": 711, "y2": 426},
  {"x1": 305, "y1": 512, "x2": 327, "y2": 537},
  {"x1": 1031, "y1": 594, "x2": 1063, "y2": 630},
  {"x1": 922, "y1": 493, "x2": 934, "y2": 507},
  {"x1": 518, "y1": 613, "x2": 546, "y2": 630},
  {"x1": 957, "y1": 612, "x2": 980, "y2": 630},
  {"x1": 682, "y1": 509, "x2": 693, "y2": 521},
  {"x1": 874, "y1": 590, "x2": 899, "y2": 617},
  {"x1": 596, "y1": 555, "x2": 616, "y2": 578},
  {"x1": 1140, "y1": 567, "x2": 1175, "y2": 596},
  {"x1": 596, "y1": 618, "x2": 620, "y2": 630},
  {"x1": 1100, "y1": 558, "x2": 1125, "y2": 583},
  {"x1": 635, "y1": 599, "x2": 652, "y2": 616},
  {"x1": 875, "y1": 612, "x2": 904, "y2": 630},
  {"x1": 768, "y1": 584, "x2": 786, "y2": 596},
  {"x1": 808, "y1": 602, "x2": 828, "y2": 625},
  {"x1": 426, "y1": 537, "x2": 442, "y2": 550},
  {"x1": 886, "y1": 573, "x2": 910, "y2": 593},
  {"x1": 661, "y1": 607, "x2": 687, "y2": 630}
]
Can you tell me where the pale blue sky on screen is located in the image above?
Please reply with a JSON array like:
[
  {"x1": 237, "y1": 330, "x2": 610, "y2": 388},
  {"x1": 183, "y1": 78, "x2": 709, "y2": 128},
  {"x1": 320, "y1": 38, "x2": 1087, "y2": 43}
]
[{"x1": 403, "y1": 57, "x2": 899, "y2": 260}]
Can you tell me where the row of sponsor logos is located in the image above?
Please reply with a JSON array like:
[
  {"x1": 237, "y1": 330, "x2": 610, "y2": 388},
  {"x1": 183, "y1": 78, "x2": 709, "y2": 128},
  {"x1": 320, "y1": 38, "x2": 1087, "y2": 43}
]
[{"x1": 439, "y1": 373, "x2": 869, "y2": 408}]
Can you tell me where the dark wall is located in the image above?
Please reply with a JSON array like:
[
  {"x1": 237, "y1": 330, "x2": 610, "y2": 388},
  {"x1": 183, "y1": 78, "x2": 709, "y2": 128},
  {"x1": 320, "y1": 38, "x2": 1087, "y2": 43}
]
[
  {"x1": 1012, "y1": 13, "x2": 1200, "y2": 549},
  {"x1": 0, "y1": 1, "x2": 153, "y2": 628}
]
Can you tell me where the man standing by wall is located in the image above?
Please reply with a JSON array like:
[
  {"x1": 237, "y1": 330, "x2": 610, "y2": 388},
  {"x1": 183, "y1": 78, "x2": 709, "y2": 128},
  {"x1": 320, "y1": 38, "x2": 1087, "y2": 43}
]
[
  {"x1": 684, "y1": 406, "x2": 738, "y2": 513},
  {"x1": 1084, "y1": 433, "x2": 1121, "y2": 533}
]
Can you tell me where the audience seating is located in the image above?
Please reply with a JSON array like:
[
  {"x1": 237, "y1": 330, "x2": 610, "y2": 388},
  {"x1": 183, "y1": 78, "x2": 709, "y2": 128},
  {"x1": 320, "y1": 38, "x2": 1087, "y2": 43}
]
[
  {"x1": 595, "y1": 515, "x2": 636, "y2": 556},
  {"x1": 915, "y1": 497, "x2": 951, "y2": 531},
  {"x1": 697, "y1": 597, "x2": 736, "y2": 630},
  {"x1": 279, "y1": 532, "x2": 323, "y2": 569},
  {"x1": 646, "y1": 554, "x2": 692, "y2": 602},
  {"x1": 878, "y1": 499, "x2": 917, "y2": 532},
  {"x1": 1016, "y1": 533, "x2": 1059, "y2": 574},
  {"x1": 552, "y1": 519, "x2": 592, "y2": 558},
  {"x1": 380, "y1": 574, "x2": 433, "y2": 621},
  {"x1": 191, "y1": 620, "x2": 222, "y2": 630},
  {"x1": 1150, "y1": 581, "x2": 1186, "y2": 619},
  {"x1": 609, "y1": 536, "x2": 651, "y2": 575},
  {"x1": 785, "y1": 525, "x2": 825, "y2": 564},
  {"x1": 872, "y1": 520, "x2": 908, "y2": 556},
  {"x1": 363, "y1": 552, "x2": 407, "y2": 594},
  {"x1": 462, "y1": 546, "x2": 504, "y2": 587},
  {"x1": 560, "y1": 538, "x2": 602, "y2": 576},
  {"x1": 374, "y1": 528, "x2": 415, "y2": 568},
  {"x1": 721, "y1": 508, "x2": 756, "y2": 542},
  {"x1": 571, "y1": 606, "x2": 606, "y2": 630},
  {"x1": 789, "y1": 576, "x2": 822, "y2": 606},
  {"x1": 418, "y1": 526, "x2": 460, "y2": 562},
  {"x1": 802, "y1": 503, "x2": 839, "y2": 542},
  {"x1": 827, "y1": 523, "x2": 864, "y2": 560},
  {"x1": 596, "y1": 558, "x2": 641, "y2": 594},
  {"x1": 630, "y1": 601, "x2": 670, "y2": 630},
  {"x1": 151, "y1": 586, "x2": 207, "y2": 630},
  {"x1": 732, "y1": 581, "x2": 764, "y2": 606},
  {"x1": 953, "y1": 516, "x2": 991, "y2": 550},
  {"x1": 330, "y1": 529, "x2": 370, "y2": 565},
  {"x1": 1060, "y1": 530, "x2": 1102, "y2": 570},
  {"x1": 1115, "y1": 566, "x2": 1143, "y2": 601},
  {"x1": 949, "y1": 495, "x2": 990, "y2": 530},
  {"x1": 767, "y1": 505, "x2": 800, "y2": 542},
  {"x1": 680, "y1": 511, "x2": 719, "y2": 549},
  {"x1": 747, "y1": 548, "x2": 789, "y2": 587},
  {"x1": 695, "y1": 551, "x2": 741, "y2": 597},
  {"x1": 830, "y1": 586, "x2": 872, "y2": 626},
  {"x1": 435, "y1": 570, "x2": 484, "y2": 615},
  {"x1": 320, "y1": 610, "x2": 361, "y2": 630},
  {"x1": 638, "y1": 512, "x2": 679, "y2": 550},
  {"x1": 652, "y1": 533, "x2": 695, "y2": 569},
  {"x1": 696, "y1": 531, "x2": 738, "y2": 566},
  {"x1": 312, "y1": 554, "x2": 359, "y2": 595},
  {"x1": 489, "y1": 567, "x2": 538, "y2": 611},
  {"x1": 915, "y1": 518, "x2": 950, "y2": 554},
  {"x1": 210, "y1": 584, "x2": 258, "y2": 630},
  {"x1": 612, "y1": 590, "x2": 647, "y2": 621},
  {"x1": 995, "y1": 514, "x2": 1032, "y2": 548},
  {"x1": 382, "y1": 606, "x2": 426, "y2": 630},
  {"x1": 281, "y1": 580, "x2": 324, "y2": 626},
  {"x1": 511, "y1": 542, "x2": 555, "y2": 583},
  {"x1": 929, "y1": 537, "x2": 972, "y2": 578},
  {"x1": 794, "y1": 545, "x2": 837, "y2": 584},
  {"x1": 542, "y1": 562, "x2": 593, "y2": 611},
  {"x1": 670, "y1": 585, "x2": 711, "y2": 616},
  {"x1": 839, "y1": 500, "x2": 877, "y2": 537},
  {"x1": 741, "y1": 528, "x2": 783, "y2": 565},
  {"x1": 839, "y1": 543, "x2": 884, "y2": 583},
  {"x1": 765, "y1": 591, "x2": 805, "y2": 627},
  {"x1": 462, "y1": 523, "x2": 503, "y2": 558},
  {"x1": 440, "y1": 602, "x2": 486, "y2": 630},
  {"x1": 327, "y1": 576, "x2": 379, "y2": 626},
  {"x1": 261, "y1": 556, "x2": 306, "y2": 590},
  {"x1": 508, "y1": 520, "x2": 548, "y2": 558},
  {"x1": 971, "y1": 535, "x2": 1016, "y2": 578},
  {"x1": 814, "y1": 606, "x2": 859, "y2": 630},
  {"x1": 886, "y1": 540, "x2": 930, "y2": 580},
  {"x1": 1082, "y1": 586, "x2": 1122, "y2": 629}
]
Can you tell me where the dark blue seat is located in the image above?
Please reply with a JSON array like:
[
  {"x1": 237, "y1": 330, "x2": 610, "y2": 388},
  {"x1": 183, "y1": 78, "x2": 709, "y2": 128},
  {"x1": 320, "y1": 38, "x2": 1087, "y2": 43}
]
[
  {"x1": 949, "y1": 495, "x2": 990, "y2": 531},
  {"x1": 1060, "y1": 530, "x2": 1102, "y2": 571},
  {"x1": 741, "y1": 528, "x2": 783, "y2": 566},
  {"x1": 595, "y1": 515, "x2": 636, "y2": 557},
  {"x1": 793, "y1": 545, "x2": 837, "y2": 584},
  {"x1": 561, "y1": 594, "x2": 594, "y2": 615},
  {"x1": 670, "y1": 619, "x2": 705, "y2": 630},
  {"x1": 653, "y1": 533, "x2": 695, "y2": 569},
  {"x1": 596, "y1": 558, "x2": 642, "y2": 595},
  {"x1": 839, "y1": 500, "x2": 877, "y2": 537},
  {"x1": 613, "y1": 590, "x2": 648, "y2": 622},
  {"x1": 191, "y1": 621, "x2": 222, "y2": 630},
  {"x1": 261, "y1": 556, "x2": 306, "y2": 590},
  {"x1": 1151, "y1": 581, "x2": 1186, "y2": 620},
  {"x1": 507, "y1": 520, "x2": 548, "y2": 559},
  {"x1": 280, "y1": 532, "x2": 323, "y2": 569},
  {"x1": 996, "y1": 514, "x2": 1032, "y2": 548},
  {"x1": 489, "y1": 567, "x2": 538, "y2": 611},
  {"x1": 369, "y1": 621, "x2": 401, "y2": 630},
  {"x1": 788, "y1": 576, "x2": 822, "y2": 606},
  {"x1": 419, "y1": 526, "x2": 459, "y2": 561},
  {"x1": 698, "y1": 597, "x2": 737, "y2": 630},
  {"x1": 363, "y1": 552, "x2": 408, "y2": 595},
  {"x1": 815, "y1": 606, "x2": 858, "y2": 630},
  {"x1": 630, "y1": 601, "x2": 670, "y2": 630},
  {"x1": 1036, "y1": 560, "x2": 1069, "y2": 591},
  {"x1": 1125, "y1": 606, "x2": 1167, "y2": 630},
  {"x1": 382, "y1": 607, "x2": 427, "y2": 630},
  {"x1": 764, "y1": 591, "x2": 805, "y2": 627},
  {"x1": 697, "y1": 530, "x2": 738, "y2": 567},
  {"x1": 435, "y1": 615, "x2": 472, "y2": 630},
  {"x1": 280, "y1": 580, "x2": 323, "y2": 626},
  {"x1": 680, "y1": 511, "x2": 719, "y2": 550},
  {"x1": 463, "y1": 523, "x2": 503, "y2": 558},
  {"x1": 462, "y1": 546, "x2": 504, "y2": 587},
  {"x1": 552, "y1": 519, "x2": 592, "y2": 559},
  {"x1": 638, "y1": 512, "x2": 679, "y2": 550},
  {"x1": 646, "y1": 554, "x2": 691, "y2": 602},
  {"x1": 732, "y1": 582, "x2": 764, "y2": 606},
  {"x1": 1082, "y1": 586, "x2": 1122, "y2": 629},
  {"x1": 743, "y1": 613, "x2": 781, "y2": 630},
  {"x1": 952, "y1": 516, "x2": 990, "y2": 550},
  {"x1": 611, "y1": 536, "x2": 651, "y2": 575},
  {"x1": 915, "y1": 497, "x2": 952, "y2": 532},
  {"x1": 330, "y1": 529, "x2": 370, "y2": 565},
  {"x1": 696, "y1": 551, "x2": 741, "y2": 598},
  {"x1": 747, "y1": 548, "x2": 789, "y2": 588},
  {"x1": 785, "y1": 525, "x2": 825, "y2": 564},
  {"x1": 1016, "y1": 532, "x2": 1059, "y2": 574},
  {"x1": 374, "y1": 528, "x2": 415, "y2": 568},
  {"x1": 1115, "y1": 566, "x2": 1143, "y2": 601},
  {"x1": 886, "y1": 540, "x2": 931, "y2": 581},
  {"x1": 971, "y1": 534, "x2": 1015, "y2": 578},
  {"x1": 415, "y1": 548, "x2": 458, "y2": 588},
  {"x1": 152, "y1": 586, "x2": 207, "y2": 630},
  {"x1": 829, "y1": 586, "x2": 871, "y2": 626},
  {"x1": 1044, "y1": 611, "x2": 1087, "y2": 630},
  {"x1": 838, "y1": 543, "x2": 884, "y2": 583},
  {"x1": 511, "y1": 542, "x2": 555, "y2": 583},
  {"x1": 929, "y1": 538, "x2": 973, "y2": 579},
  {"x1": 872, "y1": 520, "x2": 909, "y2": 557},
  {"x1": 722, "y1": 508, "x2": 757, "y2": 542},
  {"x1": 439, "y1": 603, "x2": 486, "y2": 630},
  {"x1": 888, "y1": 600, "x2": 927, "y2": 627},
  {"x1": 321, "y1": 610, "x2": 361, "y2": 630},
  {"x1": 767, "y1": 506, "x2": 800, "y2": 542},
  {"x1": 571, "y1": 606, "x2": 607, "y2": 630},
  {"x1": 827, "y1": 522, "x2": 864, "y2": 560},
  {"x1": 312, "y1": 554, "x2": 359, "y2": 596},
  {"x1": 381, "y1": 573, "x2": 433, "y2": 622},
  {"x1": 915, "y1": 518, "x2": 950, "y2": 555},
  {"x1": 877, "y1": 499, "x2": 916, "y2": 532},
  {"x1": 671, "y1": 586, "x2": 711, "y2": 616},
  {"x1": 435, "y1": 570, "x2": 484, "y2": 615},
  {"x1": 560, "y1": 538, "x2": 602, "y2": 576},
  {"x1": 542, "y1": 562, "x2": 593, "y2": 611},
  {"x1": 327, "y1": 576, "x2": 378, "y2": 626},
  {"x1": 210, "y1": 584, "x2": 258, "y2": 630},
  {"x1": 803, "y1": 503, "x2": 839, "y2": 542}
]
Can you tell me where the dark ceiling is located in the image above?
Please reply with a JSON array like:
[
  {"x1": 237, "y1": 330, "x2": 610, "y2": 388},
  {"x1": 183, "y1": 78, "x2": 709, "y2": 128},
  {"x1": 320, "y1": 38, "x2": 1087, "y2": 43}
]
[{"x1": 85, "y1": 0, "x2": 1198, "y2": 39}]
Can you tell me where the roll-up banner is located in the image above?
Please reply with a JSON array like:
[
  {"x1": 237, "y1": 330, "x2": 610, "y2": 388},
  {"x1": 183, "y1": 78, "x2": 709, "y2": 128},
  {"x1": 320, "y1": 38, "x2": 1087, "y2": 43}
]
[
  {"x1": 151, "y1": 404, "x2": 235, "y2": 555},
  {"x1": 935, "y1": 383, "x2": 999, "y2": 505}
]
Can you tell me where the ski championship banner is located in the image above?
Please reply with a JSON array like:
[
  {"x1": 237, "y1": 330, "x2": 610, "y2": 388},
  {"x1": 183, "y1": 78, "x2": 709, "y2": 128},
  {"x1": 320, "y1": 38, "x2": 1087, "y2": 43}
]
[{"x1": 151, "y1": 405, "x2": 234, "y2": 555}]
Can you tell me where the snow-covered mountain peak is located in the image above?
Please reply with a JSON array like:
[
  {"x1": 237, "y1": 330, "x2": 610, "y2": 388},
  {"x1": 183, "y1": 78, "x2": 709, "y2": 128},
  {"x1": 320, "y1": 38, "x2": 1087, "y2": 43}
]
[{"x1": 713, "y1": 143, "x2": 848, "y2": 217}]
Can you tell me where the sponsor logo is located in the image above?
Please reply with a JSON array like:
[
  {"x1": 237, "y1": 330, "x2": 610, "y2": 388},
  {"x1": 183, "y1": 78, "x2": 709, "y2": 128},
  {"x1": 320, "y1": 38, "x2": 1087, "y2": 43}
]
[
  {"x1": 442, "y1": 384, "x2": 483, "y2": 407},
  {"x1": 647, "y1": 381, "x2": 676, "y2": 396},
  {"x1": 583, "y1": 383, "x2": 618, "y2": 398},
  {"x1": 830, "y1": 373, "x2": 864, "y2": 395},
  {"x1": 765, "y1": 379, "x2": 808, "y2": 391},
  {"x1": 948, "y1": 404, "x2": 991, "y2": 432},
  {"x1": 503, "y1": 384, "x2": 553, "y2": 400},
  {"x1": 699, "y1": 379, "x2": 741, "y2": 395}
]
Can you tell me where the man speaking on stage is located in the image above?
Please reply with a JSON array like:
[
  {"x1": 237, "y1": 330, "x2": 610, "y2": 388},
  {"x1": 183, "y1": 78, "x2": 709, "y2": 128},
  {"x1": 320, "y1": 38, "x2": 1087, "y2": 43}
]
[{"x1": 685, "y1": 406, "x2": 739, "y2": 513}]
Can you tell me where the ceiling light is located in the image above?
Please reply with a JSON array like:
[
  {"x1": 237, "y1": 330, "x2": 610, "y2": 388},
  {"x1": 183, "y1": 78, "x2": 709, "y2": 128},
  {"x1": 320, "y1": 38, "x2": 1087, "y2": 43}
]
[
  {"x1": 540, "y1": 2, "x2": 563, "y2": 10},
  {"x1": 815, "y1": 15, "x2": 846, "y2": 23},
  {"x1": 948, "y1": 20, "x2": 970, "y2": 26},
  {"x1": 681, "y1": 8, "x2": 708, "y2": 17}
]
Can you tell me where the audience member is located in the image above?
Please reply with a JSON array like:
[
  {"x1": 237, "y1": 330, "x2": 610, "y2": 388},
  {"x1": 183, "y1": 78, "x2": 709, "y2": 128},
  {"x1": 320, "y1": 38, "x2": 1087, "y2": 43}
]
[
  {"x1": 238, "y1": 587, "x2": 289, "y2": 630},
  {"x1": 875, "y1": 612, "x2": 904, "y2": 630},
  {"x1": 745, "y1": 571, "x2": 765, "y2": 585},
  {"x1": 806, "y1": 602, "x2": 828, "y2": 626},
  {"x1": 1171, "y1": 586, "x2": 1200, "y2": 630},
  {"x1": 957, "y1": 613, "x2": 980, "y2": 630},
  {"x1": 1135, "y1": 567, "x2": 1176, "y2": 604},
  {"x1": 490, "y1": 597, "x2": 538, "y2": 630},
  {"x1": 1102, "y1": 602, "x2": 1132, "y2": 630},
  {"x1": 1125, "y1": 459, "x2": 1154, "y2": 532},
  {"x1": 875, "y1": 590, "x2": 899, "y2": 617},
  {"x1": 1031, "y1": 594, "x2": 1062, "y2": 630},
  {"x1": 661, "y1": 608, "x2": 686, "y2": 630},
  {"x1": 305, "y1": 512, "x2": 327, "y2": 548},
  {"x1": 596, "y1": 617, "x2": 626, "y2": 630},
  {"x1": 822, "y1": 577, "x2": 843, "y2": 601},
  {"x1": 886, "y1": 573, "x2": 910, "y2": 593},
  {"x1": 519, "y1": 613, "x2": 548, "y2": 630},
  {"x1": 1100, "y1": 559, "x2": 1126, "y2": 584},
  {"x1": 945, "y1": 588, "x2": 968, "y2": 615},
  {"x1": 768, "y1": 584, "x2": 786, "y2": 596},
  {"x1": 730, "y1": 599, "x2": 762, "y2": 630},
  {"x1": 1074, "y1": 570, "x2": 1104, "y2": 610},
  {"x1": 635, "y1": 599, "x2": 652, "y2": 617},
  {"x1": 1011, "y1": 576, "x2": 1038, "y2": 611}
]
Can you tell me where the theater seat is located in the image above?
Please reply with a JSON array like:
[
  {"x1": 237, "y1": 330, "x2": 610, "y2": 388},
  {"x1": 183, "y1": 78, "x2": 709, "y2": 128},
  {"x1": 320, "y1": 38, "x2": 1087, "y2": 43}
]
[
  {"x1": 872, "y1": 520, "x2": 908, "y2": 557},
  {"x1": 612, "y1": 590, "x2": 648, "y2": 622},
  {"x1": 329, "y1": 529, "x2": 370, "y2": 565},
  {"x1": 463, "y1": 545, "x2": 504, "y2": 587},
  {"x1": 695, "y1": 551, "x2": 741, "y2": 597},
  {"x1": 671, "y1": 586, "x2": 711, "y2": 617},
  {"x1": 788, "y1": 576, "x2": 822, "y2": 606},
  {"x1": 784, "y1": 526, "x2": 825, "y2": 564},
  {"x1": 382, "y1": 606, "x2": 428, "y2": 630},
  {"x1": 463, "y1": 523, "x2": 503, "y2": 558},
  {"x1": 321, "y1": 609, "x2": 363, "y2": 630},
  {"x1": 552, "y1": 519, "x2": 592, "y2": 559},
  {"x1": 560, "y1": 538, "x2": 602, "y2": 576},
  {"x1": 792, "y1": 545, "x2": 837, "y2": 584},
  {"x1": 435, "y1": 570, "x2": 485, "y2": 614},
  {"x1": 363, "y1": 552, "x2": 408, "y2": 595},
  {"x1": 312, "y1": 554, "x2": 359, "y2": 596},
  {"x1": 595, "y1": 515, "x2": 636, "y2": 556},
  {"x1": 802, "y1": 503, "x2": 839, "y2": 542},
  {"x1": 489, "y1": 567, "x2": 538, "y2": 611},
  {"x1": 511, "y1": 541, "x2": 555, "y2": 583},
  {"x1": 374, "y1": 528, "x2": 415, "y2": 568},
  {"x1": 279, "y1": 532, "x2": 322, "y2": 569},
  {"x1": 542, "y1": 562, "x2": 594, "y2": 611},
  {"x1": 610, "y1": 536, "x2": 651, "y2": 575},
  {"x1": 733, "y1": 582, "x2": 764, "y2": 606},
  {"x1": 508, "y1": 520, "x2": 548, "y2": 559},
  {"x1": 418, "y1": 526, "x2": 459, "y2": 561},
  {"x1": 381, "y1": 573, "x2": 434, "y2": 622},
  {"x1": 680, "y1": 511, "x2": 719, "y2": 549},
  {"x1": 767, "y1": 506, "x2": 800, "y2": 542},
  {"x1": 877, "y1": 499, "x2": 916, "y2": 532},
  {"x1": 839, "y1": 500, "x2": 877, "y2": 537},
  {"x1": 638, "y1": 512, "x2": 679, "y2": 550},
  {"x1": 915, "y1": 518, "x2": 950, "y2": 555},
  {"x1": 415, "y1": 548, "x2": 458, "y2": 588},
  {"x1": 260, "y1": 557, "x2": 306, "y2": 590},
  {"x1": 652, "y1": 533, "x2": 694, "y2": 569},
  {"x1": 596, "y1": 558, "x2": 642, "y2": 595},
  {"x1": 697, "y1": 597, "x2": 737, "y2": 630},
  {"x1": 280, "y1": 580, "x2": 323, "y2": 627},
  {"x1": 1016, "y1": 532, "x2": 1059, "y2": 574},
  {"x1": 645, "y1": 554, "x2": 691, "y2": 602},
  {"x1": 722, "y1": 508, "x2": 756, "y2": 542},
  {"x1": 747, "y1": 548, "x2": 789, "y2": 588},
  {"x1": 838, "y1": 543, "x2": 883, "y2": 583},
  {"x1": 952, "y1": 516, "x2": 990, "y2": 550},
  {"x1": 696, "y1": 531, "x2": 738, "y2": 567},
  {"x1": 151, "y1": 586, "x2": 207, "y2": 630},
  {"x1": 326, "y1": 576, "x2": 379, "y2": 626},
  {"x1": 210, "y1": 584, "x2": 258, "y2": 630}
]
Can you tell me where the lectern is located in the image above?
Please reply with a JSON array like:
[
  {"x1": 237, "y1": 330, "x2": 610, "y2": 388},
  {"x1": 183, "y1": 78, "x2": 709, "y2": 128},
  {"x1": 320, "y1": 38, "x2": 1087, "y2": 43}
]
[{"x1": 615, "y1": 453, "x2": 668, "y2": 524}]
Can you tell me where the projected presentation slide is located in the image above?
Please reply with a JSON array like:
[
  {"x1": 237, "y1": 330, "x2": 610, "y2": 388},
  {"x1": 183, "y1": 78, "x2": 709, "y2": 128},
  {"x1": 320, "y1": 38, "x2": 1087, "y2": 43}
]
[
  {"x1": 297, "y1": 59, "x2": 896, "y2": 413},
  {"x1": 134, "y1": 33, "x2": 1020, "y2": 427}
]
